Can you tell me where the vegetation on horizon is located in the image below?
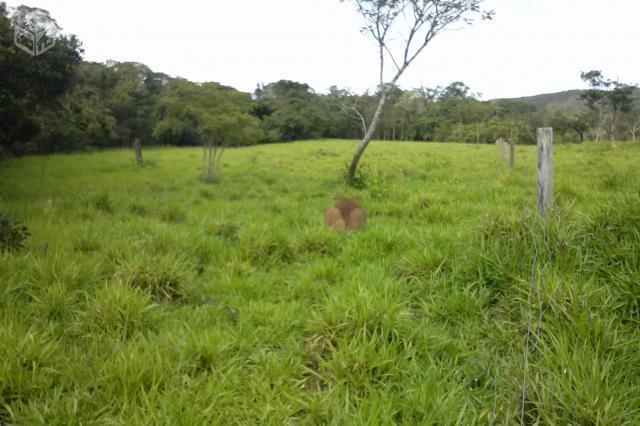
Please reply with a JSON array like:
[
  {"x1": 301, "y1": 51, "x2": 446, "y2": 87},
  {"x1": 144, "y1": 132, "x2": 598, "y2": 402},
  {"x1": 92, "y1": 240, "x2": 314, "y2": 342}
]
[
  {"x1": 339, "y1": 0, "x2": 493, "y2": 181},
  {"x1": 3, "y1": 2, "x2": 639, "y2": 162}
]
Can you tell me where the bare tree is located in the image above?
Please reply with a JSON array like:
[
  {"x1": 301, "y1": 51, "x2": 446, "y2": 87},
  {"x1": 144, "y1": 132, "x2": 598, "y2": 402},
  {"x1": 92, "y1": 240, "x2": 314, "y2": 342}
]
[
  {"x1": 624, "y1": 97, "x2": 640, "y2": 142},
  {"x1": 201, "y1": 137, "x2": 225, "y2": 183},
  {"x1": 342, "y1": 0, "x2": 493, "y2": 182},
  {"x1": 341, "y1": 97, "x2": 369, "y2": 139},
  {"x1": 580, "y1": 71, "x2": 636, "y2": 142},
  {"x1": 329, "y1": 87, "x2": 369, "y2": 138},
  {"x1": 631, "y1": 117, "x2": 640, "y2": 142}
]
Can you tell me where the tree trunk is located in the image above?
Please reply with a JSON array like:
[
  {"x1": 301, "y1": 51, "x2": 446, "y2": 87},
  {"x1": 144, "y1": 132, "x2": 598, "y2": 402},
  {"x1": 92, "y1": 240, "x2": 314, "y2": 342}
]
[
  {"x1": 208, "y1": 146, "x2": 216, "y2": 181},
  {"x1": 537, "y1": 128, "x2": 554, "y2": 214},
  {"x1": 610, "y1": 114, "x2": 616, "y2": 142},
  {"x1": 202, "y1": 139, "x2": 218, "y2": 182},
  {"x1": 134, "y1": 138, "x2": 143, "y2": 165},
  {"x1": 202, "y1": 144, "x2": 210, "y2": 181},
  {"x1": 509, "y1": 140, "x2": 515, "y2": 169},
  {"x1": 347, "y1": 91, "x2": 388, "y2": 182},
  {"x1": 606, "y1": 109, "x2": 616, "y2": 142},
  {"x1": 214, "y1": 147, "x2": 225, "y2": 178}
]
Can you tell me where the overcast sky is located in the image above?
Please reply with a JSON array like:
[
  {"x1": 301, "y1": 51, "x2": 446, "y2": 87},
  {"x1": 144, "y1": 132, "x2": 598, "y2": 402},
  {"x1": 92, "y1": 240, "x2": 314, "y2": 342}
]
[{"x1": 8, "y1": 0, "x2": 640, "y2": 99}]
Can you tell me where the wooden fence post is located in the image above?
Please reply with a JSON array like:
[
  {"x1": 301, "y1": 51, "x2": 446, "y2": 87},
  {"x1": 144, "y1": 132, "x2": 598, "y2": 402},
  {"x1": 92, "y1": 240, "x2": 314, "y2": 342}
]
[
  {"x1": 537, "y1": 128, "x2": 553, "y2": 213},
  {"x1": 134, "y1": 138, "x2": 143, "y2": 165},
  {"x1": 509, "y1": 140, "x2": 515, "y2": 169},
  {"x1": 501, "y1": 139, "x2": 507, "y2": 162}
]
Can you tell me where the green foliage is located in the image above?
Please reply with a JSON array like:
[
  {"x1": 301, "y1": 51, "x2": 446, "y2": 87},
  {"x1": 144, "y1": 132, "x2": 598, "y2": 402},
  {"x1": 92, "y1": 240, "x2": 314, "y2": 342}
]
[
  {"x1": 4, "y1": 1, "x2": 637, "y2": 156},
  {"x1": 115, "y1": 258, "x2": 186, "y2": 302},
  {"x1": 152, "y1": 79, "x2": 263, "y2": 180},
  {"x1": 580, "y1": 70, "x2": 638, "y2": 141},
  {"x1": 343, "y1": 162, "x2": 390, "y2": 196},
  {"x1": 344, "y1": 162, "x2": 369, "y2": 189},
  {"x1": 0, "y1": 0, "x2": 557, "y2": 158},
  {"x1": 212, "y1": 221, "x2": 240, "y2": 240},
  {"x1": 81, "y1": 280, "x2": 160, "y2": 338},
  {"x1": 254, "y1": 80, "x2": 326, "y2": 141},
  {"x1": 153, "y1": 80, "x2": 262, "y2": 148},
  {"x1": 0, "y1": 214, "x2": 29, "y2": 251},
  {"x1": 1, "y1": 1, "x2": 638, "y2": 157},
  {"x1": 89, "y1": 192, "x2": 113, "y2": 213},
  {"x1": 159, "y1": 204, "x2": 186, "y2": 223},
  {"x1": 0, "y1": 4, "x2": 82, "y2": 154},
  {"x1": 551, "y1": 110, "x2": 590, "y2": 142}
]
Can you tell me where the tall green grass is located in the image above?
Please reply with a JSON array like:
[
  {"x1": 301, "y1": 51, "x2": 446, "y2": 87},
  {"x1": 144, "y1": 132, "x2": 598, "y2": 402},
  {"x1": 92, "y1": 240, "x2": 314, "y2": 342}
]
[{"x1": 1, "y1": 140, "x2": 639, "y2": 424}]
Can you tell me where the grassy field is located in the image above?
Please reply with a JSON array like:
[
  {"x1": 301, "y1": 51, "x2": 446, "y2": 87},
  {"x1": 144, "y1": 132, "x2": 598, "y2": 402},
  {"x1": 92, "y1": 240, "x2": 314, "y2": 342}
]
[{"x1": 1, "y1": 139, "x2": 639, "y2": 424}]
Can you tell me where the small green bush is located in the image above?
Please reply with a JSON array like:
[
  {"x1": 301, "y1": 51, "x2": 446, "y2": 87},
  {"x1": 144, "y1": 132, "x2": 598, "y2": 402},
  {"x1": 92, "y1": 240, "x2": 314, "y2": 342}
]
[
  {"x1": 115, "y1": 260, "x2": 186, "y2": 302},
  {"x1": 160, "y1": 205, "x2": 187, "y2": 223},
  {"x1": 90, "y1": 193, "x2": 113, "y2": 213},
  {"x1": 241, "y1": 232, "x2": 294, "y2": 266},
  {"x1": 214, "y1": 221, "x2": 240, "y2": 240},
  {"x1": 82, "y1": 281, "x2": 159, "y2": 338},
  {"x1": 344, "y1": 163, "x2": 369, "y2": 189},
  {"x1": 129, "y1": 202, "x2": 148, "y2": 217}
]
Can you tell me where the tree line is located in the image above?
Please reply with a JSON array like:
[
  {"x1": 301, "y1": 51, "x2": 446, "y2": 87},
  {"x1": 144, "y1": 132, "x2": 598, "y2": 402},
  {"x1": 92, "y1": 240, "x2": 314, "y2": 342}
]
[{"x1": 1, "y1": 3, "x2": 638, "y2": 159}]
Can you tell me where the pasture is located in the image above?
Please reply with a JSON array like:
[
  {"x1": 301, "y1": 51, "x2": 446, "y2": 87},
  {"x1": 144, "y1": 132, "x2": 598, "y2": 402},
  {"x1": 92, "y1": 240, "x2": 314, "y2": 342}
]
[{"x1": 1, "y1": 140, "x2": 639, "y2": 424}]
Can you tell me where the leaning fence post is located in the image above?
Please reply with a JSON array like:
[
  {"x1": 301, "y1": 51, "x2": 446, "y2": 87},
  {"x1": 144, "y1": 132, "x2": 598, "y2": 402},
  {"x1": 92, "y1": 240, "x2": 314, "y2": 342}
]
[
  {"x1": 134, "y1": 138, "x2": 143, "y2": 165},
  {"x1": 509, "y1": 140, "x2": 515, "y2": 169},
  {"x1": 537, "y1": 128, "x2": 553, "y2": 214}
]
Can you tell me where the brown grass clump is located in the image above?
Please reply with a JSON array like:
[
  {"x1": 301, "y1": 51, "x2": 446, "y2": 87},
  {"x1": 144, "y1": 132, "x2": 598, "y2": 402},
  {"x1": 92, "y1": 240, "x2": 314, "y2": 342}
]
[{"x1": 324, "y1": 197, "x2": 366, "y2": 231}]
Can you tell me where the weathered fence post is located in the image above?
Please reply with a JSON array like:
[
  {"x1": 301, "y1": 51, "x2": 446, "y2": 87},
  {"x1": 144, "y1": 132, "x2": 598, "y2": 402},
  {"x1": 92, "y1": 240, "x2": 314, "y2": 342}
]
[
  {"x1": 500, "y1": 138, "x2": 507, "y2": 162},
  {"x1": 537, "y1": 128, "x2": 553, "y2": 214},
  {"x1": 509, "y1": 140, "x2": 515, "y2": 169},
  {"x1": 134, "y1": 138, "x2": 143, "y2": 165}
]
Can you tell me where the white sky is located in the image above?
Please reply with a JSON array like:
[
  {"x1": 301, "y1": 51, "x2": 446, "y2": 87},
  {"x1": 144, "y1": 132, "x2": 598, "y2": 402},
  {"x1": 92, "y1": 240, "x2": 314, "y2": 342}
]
[{"x1": 8, "y1": 0, "x2": 640, "y2": 99}]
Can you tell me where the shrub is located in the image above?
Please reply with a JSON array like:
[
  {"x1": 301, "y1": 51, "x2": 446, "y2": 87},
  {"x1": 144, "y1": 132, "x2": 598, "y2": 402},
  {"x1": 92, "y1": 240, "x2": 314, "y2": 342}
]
[
  {"x1": 241, "y1": 232, "x2": 294, "y2": 266},
  {"x1": 90, "y1": 193, "x2": 113, "y2": 213},
  {"x1": 129, "y1": 203, "x2": 148, "y2": 217},
  {"x1": 160, "y1": 205, "x2": 187, "y2": 223},
  {"x1": 214, "y1": 221, "x2": 240, "y2": 240},
  {"x1": 130, "y1": 266, "x2": 182, "y2": 301},
  {"x1": 73, "y1": 237, "x2": 101, "y2": 254},
  {"x1": 367, "y1": 167, "x2": 391, "y2": 199},
  {"x1": 116, "y1": 261, "x2": 185, "y2": 302},
  {"x1": 0, "y1": 214, "x2": 29, "y2": 252},
  {"x1": 82, "y1": 281, "x2": 159, "y2": 338},
  {"x1": 344, "y1": 162, "x2": 369, "y2": 189}
]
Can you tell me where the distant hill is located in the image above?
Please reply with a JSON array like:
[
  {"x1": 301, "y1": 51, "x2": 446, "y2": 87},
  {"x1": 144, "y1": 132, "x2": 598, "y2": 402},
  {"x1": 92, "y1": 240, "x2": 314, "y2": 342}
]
[
  {"x1": 496, "y1": 90, "x2": 585, "y2": 110},
  {"x1": 498, "y1": 87, "x2": 640, "y2": 112}
]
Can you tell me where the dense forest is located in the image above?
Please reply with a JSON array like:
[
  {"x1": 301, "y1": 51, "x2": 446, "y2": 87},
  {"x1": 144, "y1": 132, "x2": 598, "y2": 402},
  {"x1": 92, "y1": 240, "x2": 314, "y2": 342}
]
[{"x1": 1, "y1": 3, "x2": 639, "y2": 157}]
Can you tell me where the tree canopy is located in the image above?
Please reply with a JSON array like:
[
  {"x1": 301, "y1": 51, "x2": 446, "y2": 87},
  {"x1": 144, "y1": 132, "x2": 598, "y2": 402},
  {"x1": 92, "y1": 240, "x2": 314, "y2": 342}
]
[
  {"x1": 1, "y1": 3, "x2": 639, "y2": 159},
  {"x1": 153, "y1": 79, "x2": 262, "y2": 148}
]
